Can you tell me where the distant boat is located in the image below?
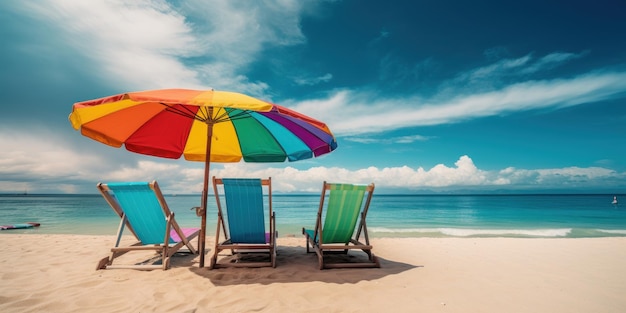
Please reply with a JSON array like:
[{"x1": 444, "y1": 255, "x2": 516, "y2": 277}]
[
  {"x1": 612, "y1": 196, "x2": 618, "y2": 205},
  {"x1": 1, "y1": 222, "x2": 40, "y2": 230}
]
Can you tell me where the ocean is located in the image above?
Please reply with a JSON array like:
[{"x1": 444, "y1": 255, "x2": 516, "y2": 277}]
[{"x1": 1, "y1": 193, "x2": 625, "y2": 238}]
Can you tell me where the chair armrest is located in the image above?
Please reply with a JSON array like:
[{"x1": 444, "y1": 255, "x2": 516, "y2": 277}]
[{"x1": 192, "y1": 206, "x2": 204, "y2": 217}]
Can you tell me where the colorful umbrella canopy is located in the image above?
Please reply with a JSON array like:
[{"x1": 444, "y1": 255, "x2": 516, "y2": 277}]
[{"x1": 69, "y1": 88, "x2": 338, "y2": 267}]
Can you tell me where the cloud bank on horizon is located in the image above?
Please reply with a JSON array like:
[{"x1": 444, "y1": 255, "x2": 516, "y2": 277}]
[
  {"x1": 1, "y1": 0, "x2": 625, "y2": 194},
  {"x1": 1, "y1": 132, "x2": 623, "y2": 194}
]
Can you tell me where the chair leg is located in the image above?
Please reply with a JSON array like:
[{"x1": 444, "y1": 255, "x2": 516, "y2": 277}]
[
  {"x1": 303, "y1": 228, "x2": 314, "y2": 253},
  {"x1": 271, "y1": 247, "x2": 277, "y2": 268},
  {"x1": 163, "y1": 256, "x2": 170, "y2": 270},
  {"x1": 317, "y1": 249, "x2": 324, "y2": 270},
  {"x1": 373, "y1": 255, "x2": 381, "y2": 267},
  {"x1": 209, "y1": 247, "x2": 219, "y2": 270},
  {"x1": 197, "y1": 237, "x2": 201, "y2": 255},
  {"x1": 96, "y1": 257, "x2": 110, "y2": 270}
]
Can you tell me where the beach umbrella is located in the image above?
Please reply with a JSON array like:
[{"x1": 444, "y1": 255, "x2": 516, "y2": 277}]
[{"x1": 69, "y1": 88, "x2": 338, "y2": 267}]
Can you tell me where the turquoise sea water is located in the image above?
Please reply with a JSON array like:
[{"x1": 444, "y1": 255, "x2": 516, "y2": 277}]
[{"x1": 1, "y1": 194, "x2": 625, "y2": 238}]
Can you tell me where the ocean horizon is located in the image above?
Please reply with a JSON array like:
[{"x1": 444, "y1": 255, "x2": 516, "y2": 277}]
[{"x1": 1, "y1": 193, "x2": 625, "y2": 239}]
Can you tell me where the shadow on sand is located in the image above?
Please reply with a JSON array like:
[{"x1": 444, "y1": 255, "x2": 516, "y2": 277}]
[{"x1": 185, "y1": 245, "x2": 418, "y2": 286}]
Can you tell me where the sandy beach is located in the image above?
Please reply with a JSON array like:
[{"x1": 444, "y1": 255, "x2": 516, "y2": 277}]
[{"x1": 1, "y1": 234, "x2": 625, "y2": 312}]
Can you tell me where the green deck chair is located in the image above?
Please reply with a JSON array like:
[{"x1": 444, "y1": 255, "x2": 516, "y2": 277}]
[
  {"x1": 97, "y1": 181, "x2": 200, "y2": 270},
  {"x1": 210, "y1": 177, "x2": 276, "y2": 269},
  {"x1": 302, "y1": 182, "x2": 380, "y2": 269}
]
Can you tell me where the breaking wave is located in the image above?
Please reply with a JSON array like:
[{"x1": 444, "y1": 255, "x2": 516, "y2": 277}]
[{"x1": 370, "y1": 227, "x2": 573, "y2": 238}]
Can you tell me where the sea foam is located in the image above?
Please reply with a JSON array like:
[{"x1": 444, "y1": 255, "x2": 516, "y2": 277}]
[{"x1": 370, "y1": 227, "x2": 572, "y2": 237}]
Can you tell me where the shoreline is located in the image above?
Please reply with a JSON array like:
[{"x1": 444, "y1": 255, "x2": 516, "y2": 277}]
[
  {"x1": 3, "y1": 193, "x2": 625, "y2": 240},
  {"x1": 1, "y1": 235, "x2": 625, "y2": 312},
  {"x1": 4, "y1": 225, "x2": 626, "y2": 239}
]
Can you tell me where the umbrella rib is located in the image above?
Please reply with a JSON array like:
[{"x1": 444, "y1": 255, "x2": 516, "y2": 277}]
[
  {"x1": 209, "y1": 107, "x2": 254, "y2": 123},
  {"x1": 223, "y1": 108, "x2": 253, "y2": 121},
  {"x1": 160, "y1": 102, "x2": 203, "y2": 121},
  {"x1": 159, "y1": 102, "x2": 255, "y2": 124},
  {"x1": 212, "y1": 107, "x2": 231, "y2": 123}
]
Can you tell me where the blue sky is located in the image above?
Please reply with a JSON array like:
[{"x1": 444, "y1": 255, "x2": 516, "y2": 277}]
[{"x1": 1, "y1": 0, "x2": 625, "y2": 194}]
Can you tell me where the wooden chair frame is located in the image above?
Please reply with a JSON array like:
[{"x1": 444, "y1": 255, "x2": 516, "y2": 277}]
[
  {"x1": 303, "y1": 181, "x2": 380, "y2": 269},
  {"x1": 210, "y1": 177, "x2": 276, "y2": 269},
  {"x1": 97, "y1": 181, "x2": 199, "y2": 270}
]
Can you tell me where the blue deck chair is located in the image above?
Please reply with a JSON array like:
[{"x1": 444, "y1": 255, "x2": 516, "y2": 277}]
[
  {"x1": 97, "y1": 181, "x2": 200, "y2": 270},
  {"x1": 302, "y1": 182, "x2": 380, "y2": 269},
  {"x1": 210, "y1": 177, "x2": 276, "y2": 269}
]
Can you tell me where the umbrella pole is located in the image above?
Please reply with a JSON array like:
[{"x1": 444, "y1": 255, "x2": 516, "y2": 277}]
[{"x1": 199, "y1": 118, "x2": 214, "y2": 268}]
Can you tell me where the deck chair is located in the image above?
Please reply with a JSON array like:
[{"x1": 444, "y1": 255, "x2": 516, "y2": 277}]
[
  {"x1": 302, "y1": 182, "x2": 380, "y2": 269},
  {"x1": 210, "y1": 177, "x2": 276, "y2": 269},
  {"x1": 96, "y1": 181, "x2": 200, "y2": 270}
]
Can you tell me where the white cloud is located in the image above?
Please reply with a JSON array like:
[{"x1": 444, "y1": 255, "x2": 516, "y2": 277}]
[
  {"x1": 0, "y1": 131, "x2": 107, "y2": 193},
  {"x1": 499, "y1": 166, "x2": 620, "y2": 187},
  {"x1": 520, "y1": 51, "x2": 587, "y2": 75},
  {"x1": 294, "y1": 73, "x2": 333, "y2": 86},
  {"x1": 344, "y1": 134, "x2": 430, "y2": 144},
  {"x1": 18, "y1": 0, "x2": 203, "y2": 90},
  {"x1": 16, "y1": 0, "x2": 310, "y2": 96},
  {"x1": 458, "y1": 51, "x2": 585, "y2": 81},
  {"x1": 288, "y1": 69, "x2": 626, "y2": 135}
]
